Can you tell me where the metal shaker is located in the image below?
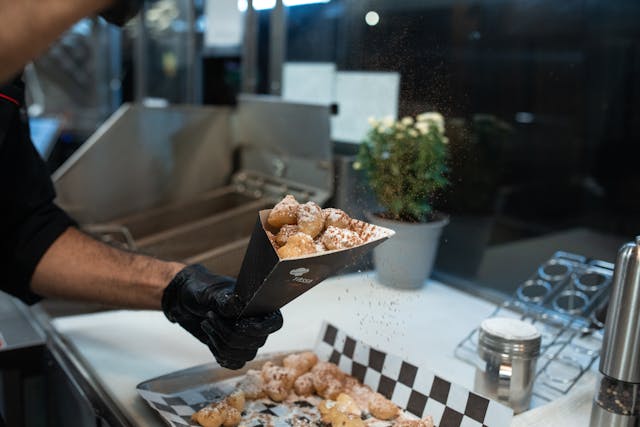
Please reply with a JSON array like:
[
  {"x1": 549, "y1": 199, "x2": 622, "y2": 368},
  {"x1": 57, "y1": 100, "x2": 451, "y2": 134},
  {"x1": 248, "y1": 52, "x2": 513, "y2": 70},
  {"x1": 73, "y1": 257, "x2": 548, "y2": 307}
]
[
  {"x1": 590, "y1": 237, "x2": 640, "y2": 427},
  {"x1": 474, "y1": 317, "x2": 541, "y2": 413}
]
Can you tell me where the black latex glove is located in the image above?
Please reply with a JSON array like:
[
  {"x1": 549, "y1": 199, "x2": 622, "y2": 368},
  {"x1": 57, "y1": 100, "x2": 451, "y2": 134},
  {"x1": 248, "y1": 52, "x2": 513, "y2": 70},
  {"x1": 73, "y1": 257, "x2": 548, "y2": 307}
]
[
  {"x1": 162, "y1": 264, "x2": 283, "y2": 369},
  {"x1": 99, "y1": 0, "x2": 143, "y2": 26}
]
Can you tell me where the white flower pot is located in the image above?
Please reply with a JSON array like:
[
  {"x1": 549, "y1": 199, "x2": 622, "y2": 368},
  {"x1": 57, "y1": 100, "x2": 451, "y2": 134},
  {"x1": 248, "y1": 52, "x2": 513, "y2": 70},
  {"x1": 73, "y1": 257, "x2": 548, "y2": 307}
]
[{"x1": 366, "y1": 213, "x2": 449, "y2": 289}]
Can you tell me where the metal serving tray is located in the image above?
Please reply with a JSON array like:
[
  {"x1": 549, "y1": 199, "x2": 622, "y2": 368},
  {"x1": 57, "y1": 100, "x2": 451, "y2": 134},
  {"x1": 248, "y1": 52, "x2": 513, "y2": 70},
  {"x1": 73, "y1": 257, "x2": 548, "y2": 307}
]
[
  {"x1": 137, "y1": 351, "x2": 293, "y2": 396},
  {"x1": 137, "y1": 351, "x2": 298, "y2": 427},
  {"x1": 138, "y1": 320, "x2": 515, "y2": 427}
]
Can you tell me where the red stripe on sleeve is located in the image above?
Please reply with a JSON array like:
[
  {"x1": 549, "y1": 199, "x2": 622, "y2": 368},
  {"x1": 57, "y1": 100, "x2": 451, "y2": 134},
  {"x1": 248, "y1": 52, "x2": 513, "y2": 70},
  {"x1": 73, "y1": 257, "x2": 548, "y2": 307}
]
[{"x1": 0, "y1": 93, "x2": 20, "y2": 106}]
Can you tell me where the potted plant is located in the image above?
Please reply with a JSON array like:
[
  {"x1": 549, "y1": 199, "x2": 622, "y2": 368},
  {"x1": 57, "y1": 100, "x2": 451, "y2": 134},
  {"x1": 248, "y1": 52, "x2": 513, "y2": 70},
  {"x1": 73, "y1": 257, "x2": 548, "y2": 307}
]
[{"x1": 354, "y1": 112, "x2": 450, "y2": 288}]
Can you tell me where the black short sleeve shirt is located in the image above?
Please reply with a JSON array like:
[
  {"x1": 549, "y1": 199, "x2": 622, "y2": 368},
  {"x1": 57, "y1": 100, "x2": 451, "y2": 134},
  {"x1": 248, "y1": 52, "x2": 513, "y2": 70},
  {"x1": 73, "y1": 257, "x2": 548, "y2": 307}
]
[{"x1": 0, "y1": 76, "x2": 76, "y2": 304}]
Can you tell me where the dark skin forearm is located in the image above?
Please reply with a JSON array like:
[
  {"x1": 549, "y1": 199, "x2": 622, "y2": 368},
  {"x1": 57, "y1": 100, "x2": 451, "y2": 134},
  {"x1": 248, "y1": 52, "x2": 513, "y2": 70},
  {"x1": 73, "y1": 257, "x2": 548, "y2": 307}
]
[
  {"x1": 31, "y1": 227, "x2": 185, "y2": 310},
  {"x1": 0, "y1": 0, "x2": 113, "y2": 83}
]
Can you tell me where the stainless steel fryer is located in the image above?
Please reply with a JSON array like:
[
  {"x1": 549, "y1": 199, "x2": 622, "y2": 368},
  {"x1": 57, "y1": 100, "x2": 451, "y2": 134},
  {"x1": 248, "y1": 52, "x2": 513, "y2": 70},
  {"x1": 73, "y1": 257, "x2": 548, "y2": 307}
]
[
  {"x1": 53, "y1": 95, "x2": 333, "y2": 278},
  {"x1": 102, "y1": 187, "x2": 270, "y2": 277}
]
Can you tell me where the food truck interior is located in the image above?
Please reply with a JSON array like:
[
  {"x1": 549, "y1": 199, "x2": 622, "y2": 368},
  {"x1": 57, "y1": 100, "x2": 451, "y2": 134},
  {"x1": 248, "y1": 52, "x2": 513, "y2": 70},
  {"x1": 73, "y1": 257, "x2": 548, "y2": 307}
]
[{"x1": 1, "y1": 0, "x2": 639, "y2": 426}]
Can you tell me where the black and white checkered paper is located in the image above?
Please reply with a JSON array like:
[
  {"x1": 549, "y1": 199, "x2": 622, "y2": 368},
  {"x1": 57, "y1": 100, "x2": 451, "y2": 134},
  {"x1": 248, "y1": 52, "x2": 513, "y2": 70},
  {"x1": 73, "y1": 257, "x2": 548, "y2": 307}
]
[
  {"x1": 138, "y1": 322, "x2": 513, "y2": 427},
  {"x1": 315, "y1": 322, "x2": 513, "y2": 427},
  {"x1": 138, "y1": 386, "x2": 229, "y2": 427},
  {"x1": 138, "y1": 385, "x2": 317, "y2": 427}
]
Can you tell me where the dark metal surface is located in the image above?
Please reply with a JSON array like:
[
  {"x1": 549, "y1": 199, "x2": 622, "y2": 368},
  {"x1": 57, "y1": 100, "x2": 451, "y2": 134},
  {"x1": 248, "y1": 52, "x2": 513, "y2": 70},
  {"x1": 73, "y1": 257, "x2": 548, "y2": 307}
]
[
  {"x1": 134, "y1": 9, "x2": 148, "y2": 102},
  {"x1": 241, "y1": 0, "x2": 258, "y2": 94},
  {"x1": 186, "y1": 0, "x2": 198, "y2": 103},
  {"x1": 0, "y1": 293, "x2": 45, "y2": 355},
  {"x1": 31, "y1": 305, "x2": 134, "y2": 427},
  {"x1": 0, "y1": 294, "x2": 47, "y2": 426},
  {"x1": 269, "y1": 0, "x2": 286, "y2": 95}
]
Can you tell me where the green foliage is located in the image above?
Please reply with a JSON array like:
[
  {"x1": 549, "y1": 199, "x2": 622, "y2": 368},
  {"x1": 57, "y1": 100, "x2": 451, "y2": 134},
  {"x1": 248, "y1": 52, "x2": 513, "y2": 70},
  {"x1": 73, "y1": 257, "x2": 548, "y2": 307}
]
[{"x1": 354, "y1": 113, "x2": 450, "y2": 223}]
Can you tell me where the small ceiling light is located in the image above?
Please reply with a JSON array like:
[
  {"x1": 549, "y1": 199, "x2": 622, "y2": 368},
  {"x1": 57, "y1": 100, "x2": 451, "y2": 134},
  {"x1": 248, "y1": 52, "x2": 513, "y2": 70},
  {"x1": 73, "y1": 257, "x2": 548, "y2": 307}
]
[{"x1": 365, "y1": 11, "x2": 380, "y2": 26}]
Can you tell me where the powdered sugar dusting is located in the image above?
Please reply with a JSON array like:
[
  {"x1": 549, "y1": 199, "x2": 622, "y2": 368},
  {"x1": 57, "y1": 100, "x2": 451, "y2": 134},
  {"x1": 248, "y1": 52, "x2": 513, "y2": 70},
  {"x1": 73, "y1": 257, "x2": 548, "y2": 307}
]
[
  {"x1": 323, "y1": 208, "x2": 351, "y2": 229},
  {"x1": 275, "y1": 224, "x2": 299, "y2": 246},
  {"x1": 322, "y1": 226, "x2": 364, "y2": 250},
  {"x1": 268, "y1": 195, "x2": 300, "y2": 228},
  {"x1": 279, "y1": 195, "x2": 299, "y2": 211},
  {"x1": 298, "y1": 202, "x2": 322, "y2": 222},
  {"x1": 266, "y1": 196, "x2": 394, "y2": 258}
]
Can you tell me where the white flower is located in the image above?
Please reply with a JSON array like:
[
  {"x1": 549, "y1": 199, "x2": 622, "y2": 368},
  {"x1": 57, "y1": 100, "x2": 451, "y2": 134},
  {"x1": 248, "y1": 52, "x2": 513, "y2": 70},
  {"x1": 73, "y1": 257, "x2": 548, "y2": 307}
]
[
  {"x1": 367, "y1": 116, "x2": 379, "y2": 127},
  {"x1": 395, "y1": 122, "x2": 406, "y2": 131},
  {"x1": 396, "y1": 133, "x2": 405, "y2": 140},
  {"x1": 408, "y1": 129, "x2": 419, "y2": 138},
  {"x1": 381, "y1": 116, "x2": 395, "y2": 128},
  {"x1": 401, "y1": 116, "x2": 414, "y2": 126},
  {"x1": 415, "y1": 122, "x2": 429, "y2": 135},
  {"x1": 376, "y1": 125, "x2": 387, "y2": 134},
  {"x1": 416, "y1": 112, "x2": 445, "y2": 133},
  {"x1": 416, "y1": 112, "x2": 443, "y2": 123},
  {"x1": 442, "y1": 136, "x2": 449, "y2": 144}
]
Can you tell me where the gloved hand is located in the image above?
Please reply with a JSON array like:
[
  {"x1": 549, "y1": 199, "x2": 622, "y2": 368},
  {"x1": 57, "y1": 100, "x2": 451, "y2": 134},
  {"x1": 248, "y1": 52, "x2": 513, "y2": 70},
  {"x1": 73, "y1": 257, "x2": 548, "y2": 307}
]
[
  {"x1": 162, "y1": 264, "x2": 283, "y2": 369},
  {"x1": 99, "y1": 0, "x2": 143, "y2": 26}
]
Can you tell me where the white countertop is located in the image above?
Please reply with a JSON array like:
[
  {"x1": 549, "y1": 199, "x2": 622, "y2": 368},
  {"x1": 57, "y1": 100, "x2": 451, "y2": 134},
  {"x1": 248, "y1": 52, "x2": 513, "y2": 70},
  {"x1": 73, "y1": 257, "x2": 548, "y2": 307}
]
[{"x1": 51, "y1": 272, "x2": 595, "y2": 426}]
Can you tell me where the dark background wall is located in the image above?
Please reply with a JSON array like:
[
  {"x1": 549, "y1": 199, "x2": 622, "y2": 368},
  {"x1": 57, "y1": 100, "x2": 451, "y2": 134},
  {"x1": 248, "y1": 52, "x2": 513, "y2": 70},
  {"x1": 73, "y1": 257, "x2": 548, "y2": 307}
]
[{"x1": 274, "y1": 0, "x2": 640, "y2": 290}]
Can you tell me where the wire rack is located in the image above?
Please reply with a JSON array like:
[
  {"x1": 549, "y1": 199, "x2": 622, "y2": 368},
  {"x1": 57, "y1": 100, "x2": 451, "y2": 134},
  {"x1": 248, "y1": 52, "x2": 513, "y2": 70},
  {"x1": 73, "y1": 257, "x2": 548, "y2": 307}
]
[{"x1": 455, "y1": 251, "x2": 614, "y2": 406}]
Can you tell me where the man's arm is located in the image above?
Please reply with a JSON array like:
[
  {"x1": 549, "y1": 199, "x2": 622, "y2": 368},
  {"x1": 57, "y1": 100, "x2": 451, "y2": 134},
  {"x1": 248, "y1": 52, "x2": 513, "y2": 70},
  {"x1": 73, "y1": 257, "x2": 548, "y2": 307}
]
[
  {"x1": 31, "y1": 227, "x2": 185, "y2": 309},
  {"x1": 0, "y1": 0, "x2": 113, "y2": 83},
  {"x1": 29, "y1": 227, "x2": 284, "y2": 369}
]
